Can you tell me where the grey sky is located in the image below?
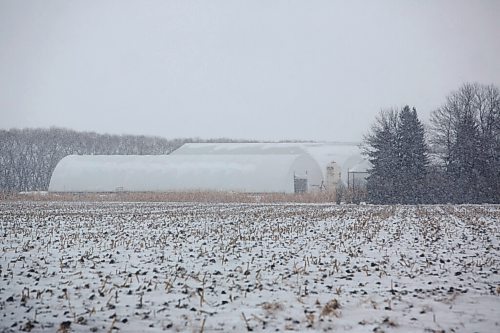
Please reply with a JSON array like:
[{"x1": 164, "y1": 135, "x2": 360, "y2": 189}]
[{"x1": 1, "y1": 1, "x2": 499, "y2": 141}]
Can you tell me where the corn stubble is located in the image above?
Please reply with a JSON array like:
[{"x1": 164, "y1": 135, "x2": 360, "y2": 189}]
[{"x1": 0, "y1": 201, "x2": 499, "y2": 332}]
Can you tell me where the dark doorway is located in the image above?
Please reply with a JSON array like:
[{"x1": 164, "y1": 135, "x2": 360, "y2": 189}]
[{"x1": 294, "y1": 176, "x2": 307, "y2": 193}]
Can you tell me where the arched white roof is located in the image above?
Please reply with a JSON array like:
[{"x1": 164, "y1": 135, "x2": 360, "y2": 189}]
[
  {"x1": 172, "y1": 142, "x2": 371, "y2": 184},
  {"x1": 48, "y1": 154, "x2": 323, "y2": 193},
  {"x1": 171, "y1": 143, "x2": 309, "y2": 156}
]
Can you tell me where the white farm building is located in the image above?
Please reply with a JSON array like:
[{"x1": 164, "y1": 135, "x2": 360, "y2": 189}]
[
  {"x1": 48, "y1": 142, "x2": 369, "y2": 194},
  {"x1": 171, "y1": 143, "x2": 370, "y2": 187},
  {"x1": 48, "y1": 153, "x2": 323, "y2": 193}
]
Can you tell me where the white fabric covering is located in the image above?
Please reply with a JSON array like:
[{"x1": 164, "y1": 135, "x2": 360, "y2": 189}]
[
  {"x1": 49, "y1": 154, "x2": 323, "y2": 193},
  {"x1": 172, "y1": 143, "x2": 370, "y2": 183}
]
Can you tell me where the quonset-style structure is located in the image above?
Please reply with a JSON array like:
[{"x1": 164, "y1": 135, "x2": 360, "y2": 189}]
[
  {"x1": 171, "y1": 142, "x2": 369, "y2": 188},
  {"x1": 48, "y1": 142, "x2": 369, "y2": 193},
  {"x1": 48, "y1": 153, "x2": 323, "y2": 193}
]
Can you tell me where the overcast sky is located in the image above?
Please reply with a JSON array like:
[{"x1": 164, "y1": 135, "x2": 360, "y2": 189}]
[{"x1": 1, "y1": 1, "x2": 499, "y2": 141}]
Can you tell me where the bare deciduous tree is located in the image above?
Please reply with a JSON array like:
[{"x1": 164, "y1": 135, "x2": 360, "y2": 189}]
[{"x1": 430, "y1": 83, "x2": 500, "y2": 203}]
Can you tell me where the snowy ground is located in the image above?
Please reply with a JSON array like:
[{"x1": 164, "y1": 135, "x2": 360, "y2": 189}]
[{"x1": 1, "y1": 202, "x2": 499, "y2": 332}]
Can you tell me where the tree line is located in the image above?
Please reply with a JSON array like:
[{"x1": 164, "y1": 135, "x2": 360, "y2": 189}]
[
  {"x1": 2, "y1": 82, "x2": 498, "y2": 203},
  {"x1": 364, "y1": 83, "x2": 500, "y2": 204},
  {"x1": 0, "y1": 128, "x2": 249, "y2": 192}
]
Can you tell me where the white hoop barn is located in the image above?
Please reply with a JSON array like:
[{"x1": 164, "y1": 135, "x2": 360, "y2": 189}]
[
  {"x1": 48, "y1": 153, "x2": 323, "y2": 193},
  {"x1": 48, "y1": 142, "x2": 369, "y2": 194}
]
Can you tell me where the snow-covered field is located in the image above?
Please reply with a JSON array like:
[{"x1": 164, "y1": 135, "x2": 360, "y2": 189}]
[{"x1": 1, "y1": 202, "x2": 499, "y2": 332}]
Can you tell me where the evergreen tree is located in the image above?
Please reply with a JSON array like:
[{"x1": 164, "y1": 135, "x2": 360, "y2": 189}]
[
  {"x1": 364, "y1": 106, "x2": 429, "y2": 204},
  {"x1": 364, "y1": 109, "x2": 399, "y2": 204},
  {"x1": 396, "y1": 106, "x2": 429, "y2": 204},
  {"x1": 448, "y1": 111, "x2": 481, "y2": 203}
]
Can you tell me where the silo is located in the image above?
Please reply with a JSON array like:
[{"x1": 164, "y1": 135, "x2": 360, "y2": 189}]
[{"x1": 325, "y1": 161, "x2": 341, "y2": 191}]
